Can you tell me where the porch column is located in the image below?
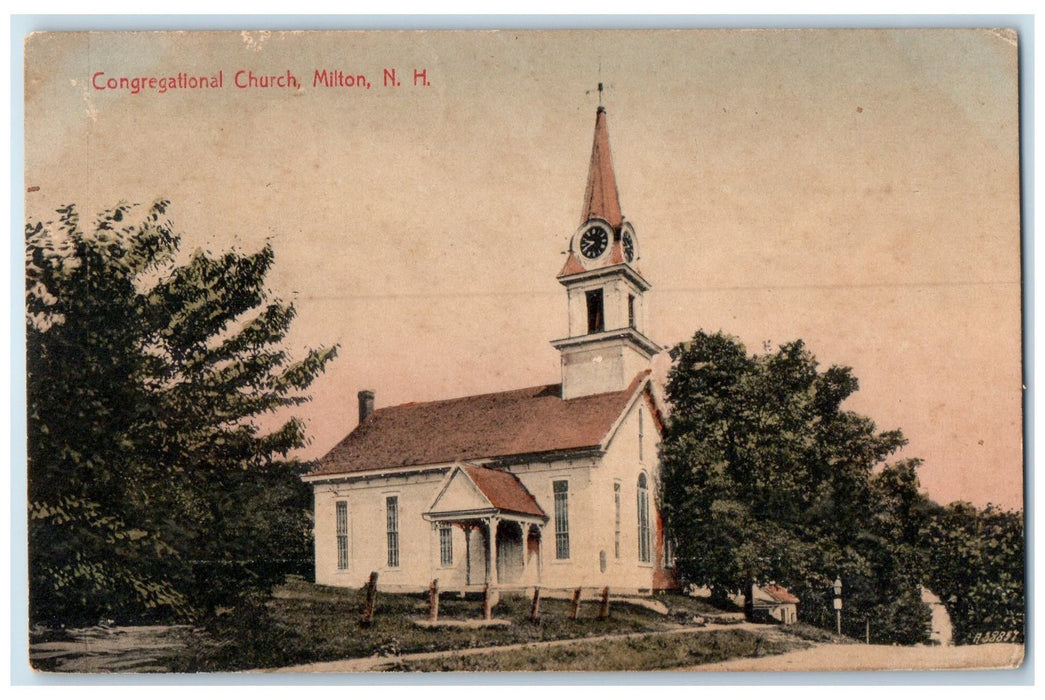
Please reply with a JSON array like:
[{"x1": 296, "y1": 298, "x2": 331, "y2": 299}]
[
  {"x1": 535, "y1": 524, "x2": 544, "y2": 584},
  {"x1": 521, "y1": 522, "x2": 539, "y2": 585},
  {"x1": 486, "y1": 516, "x2": 500, "y2": 588},
  {"x1": 429, "y1": 520, "x2": 438, "y2": 583},
  {"x1": 463, "y1": 525, "x2": 472, "y2": 586}
]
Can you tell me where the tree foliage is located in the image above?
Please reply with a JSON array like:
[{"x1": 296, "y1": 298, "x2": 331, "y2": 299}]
[
  {"x1": 923, "y1": 502, "x2": 1024, "y2": 644},
  {"x1": 660, "y1": 330, "x2": 925, "y2": 643},
  {"x1": 660, "y1": 330, "x2": 1024, "y2": 645},
  {"x1": 27, "y1": 201, "x2": 337, "y2": 625}
]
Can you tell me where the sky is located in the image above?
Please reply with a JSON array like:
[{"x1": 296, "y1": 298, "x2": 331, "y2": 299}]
[{"x1": 23, "y1": 28, "x2": 1022, "y2": 510}]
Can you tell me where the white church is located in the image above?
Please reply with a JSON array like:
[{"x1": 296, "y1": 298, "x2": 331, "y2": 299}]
[{"x1": 304, "y1": 106, "x2": 678, "y2": 596}]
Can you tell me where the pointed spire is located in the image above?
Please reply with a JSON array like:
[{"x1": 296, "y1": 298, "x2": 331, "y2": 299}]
[{"x1": 581, "y1": 106, "x2": 623, "y2": 230}]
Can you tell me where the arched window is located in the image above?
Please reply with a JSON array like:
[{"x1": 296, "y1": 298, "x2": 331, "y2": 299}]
[
  {"x1": 613, "y1": 482, "x2": 621, "y2": 559},
  {"x1": 637, "y1": 473, "x2": 651, "y2": 563}
]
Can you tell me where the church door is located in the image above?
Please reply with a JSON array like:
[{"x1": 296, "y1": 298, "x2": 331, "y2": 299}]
[{"x1": 495, "y1": 521, "x2": 525, "y2": 584}]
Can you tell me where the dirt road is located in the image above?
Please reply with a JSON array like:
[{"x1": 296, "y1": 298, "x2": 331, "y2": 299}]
[
  {"x1": 685, "y1": 642, "x2": 1024, "y2": 672},
  {"x1": 272, "y1": 624, "x2": 1023, "y2": 674},
  {"x1": 29, "y1": 622, "x2": 1024, "y2": 675}
]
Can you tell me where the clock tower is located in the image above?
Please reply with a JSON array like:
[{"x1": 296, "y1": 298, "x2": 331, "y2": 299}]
[{"x1": 552, "y1": 106, "x2": 661, "y2": 400}]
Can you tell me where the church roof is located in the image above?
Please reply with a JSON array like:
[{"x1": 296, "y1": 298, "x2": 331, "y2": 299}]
[
  {"x1": 581, "y1": 107, "x2": 623, "y2": 230},
  {"x1": 556, "y1": 251, "x2": 587, "y2": 277},
  {"x1": 308, "y1": 371, "x2": 653, "y2": 478}
]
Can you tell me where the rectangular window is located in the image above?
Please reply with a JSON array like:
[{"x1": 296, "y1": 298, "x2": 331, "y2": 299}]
[
  {"x1": 664, "y1": 534, "x2": 676, "y2": 569},
  {"x1": 613, "y1": 483, "x2": 621, "y2": 559},
  {"x1": 439, "y1": 524, "x2": 453, "y2": 567},
  {"x1": 586, "y1": 289, "x2": 604, "y2": 334},
  {"x1": 553, "y1": 480, "x2": 570, "y2": 560},
  {"x1": 386, "y1": 496, "x2": 399, "y2": 568},
  {"x1": 628, "y1": 294, "x2": 636, "y2": 328},
  {"x1": 336, "y1": 500, "x2": 349, "y2": 570}
]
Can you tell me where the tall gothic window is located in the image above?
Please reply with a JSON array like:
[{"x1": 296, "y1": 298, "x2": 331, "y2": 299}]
[
  {"x1": 553, "y1": 480, "x2": 570, "y2": 559},
  {"x1": 628, "y1": 293, "x2": 636, "y2": 328},
  {"x1": 336, "y1": 500, "x2": 349, "y2": 570},
  {"x1": 386, "y1": 495, "x2": 400, "y2": 568},
  {"x1": 637, "y1": 473, "x2": 651, "y2": 563},
  {"x1": 613, "y1": 482, "x2": 622, "y2": 559}
]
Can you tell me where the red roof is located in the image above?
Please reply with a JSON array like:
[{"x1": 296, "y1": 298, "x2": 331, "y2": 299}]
[
  {"x1": 309, "y1": 371, "x2": 652, "y2": 477},
  {"x1": 762, "y1": 584, "x2": 800, "y2": 604},
  {"x1": 581, "y1": 107, "x2": 623, "y2": 230},
  {"x1": 557, "y1": 251, "x2": 587, "y2": 277},
  {"x1": 461, "y1": 465, "x2": 546, "y2": 518}
]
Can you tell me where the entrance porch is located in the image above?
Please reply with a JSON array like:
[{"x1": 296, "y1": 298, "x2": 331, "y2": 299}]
[{"x1": 423, "y1": 463, "x2": 548, "y2": 597}]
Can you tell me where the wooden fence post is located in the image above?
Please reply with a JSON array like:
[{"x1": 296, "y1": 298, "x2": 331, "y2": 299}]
[
  {"x1": 429, "y1": 578, "x2": 439, "y2": 622},
  {"x1": 530, "y1": 586, "x2": 541, "y2": 623},
  {"x1": 598, "y1": 586, "x2": 610, "y2": 619},
  {"x1": 571, "y1": 587, "x2": 582, "y2": 620},
  {"x1": 361, "y1": 571, "x2": 379, "y2": 628},
  {"x1": 483, "y1": 584, "x2": 493, "y2": 620}
]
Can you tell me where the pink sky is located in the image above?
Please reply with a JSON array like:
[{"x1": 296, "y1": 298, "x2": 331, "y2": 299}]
[{"x1": 24, "y1": 29, "x2": 1022, "y2": 509}]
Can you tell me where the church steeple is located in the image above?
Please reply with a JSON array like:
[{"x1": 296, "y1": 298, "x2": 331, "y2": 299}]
[
  {"x1": 558, "y1": 106, "x2": 636, "y2": 278},
  {"x1": 581, "y1": 107, "x2": 623, "y2": 231},
  {"x1": 552, "y1": 106, "x2": 661, "y2": 400}
]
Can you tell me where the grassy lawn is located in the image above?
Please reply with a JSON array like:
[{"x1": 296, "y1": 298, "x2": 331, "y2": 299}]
[
  {"x1": 31, "y1": 577, "x2": 789, "y2": 672},
  {"x1": 388, "y1": 628, "x2": 806, "y2": 672},
  {"x1": 164, "y1": 578, "x2": 745, "y2": 671}
]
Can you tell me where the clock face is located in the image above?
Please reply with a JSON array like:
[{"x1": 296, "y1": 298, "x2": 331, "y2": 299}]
[
  {"x1": 622, "y1": 231, "x2": 635, "y2": 262},
  {"x1": 580, "y1": 226, "x2": 609, "y2": 259}
]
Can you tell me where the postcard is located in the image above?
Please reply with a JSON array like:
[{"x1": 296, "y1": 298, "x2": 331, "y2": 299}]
[{"x1": 23, "y1": 27, "x2": 1024, "y2": 674}]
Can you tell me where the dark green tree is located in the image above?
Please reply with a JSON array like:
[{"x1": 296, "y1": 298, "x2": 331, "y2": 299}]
[
  {"x1": 27, "y1": 201, "x2": 336, "y2": 625},
  {"x1": 660, "y1": 330, "x2": 928, "y2": 642},
  {"x1": 923, "y1": 502, "x2": 1024, "y2": 644},
  {"x1": 862, "y1": 459, "x2": 935, "y2": 643}
]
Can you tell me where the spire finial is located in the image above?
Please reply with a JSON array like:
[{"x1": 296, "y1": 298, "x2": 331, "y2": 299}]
[{"x1": 598, "y1": 81, "x2": 604, "y2": 108}]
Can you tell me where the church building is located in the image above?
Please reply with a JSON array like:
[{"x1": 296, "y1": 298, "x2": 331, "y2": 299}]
[{"x1": 303, "y1": 106, "x2": 677, "y2": 595}]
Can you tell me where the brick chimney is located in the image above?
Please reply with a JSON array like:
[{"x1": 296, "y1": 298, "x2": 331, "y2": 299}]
[{"x1": 358, "y1": 390, "x2": 375, "y2": 424}]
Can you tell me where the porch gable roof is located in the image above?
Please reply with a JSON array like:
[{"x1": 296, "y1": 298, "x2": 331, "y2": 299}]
[{"x1": 424, "y1": 464, "x2": 547, "y2": 522}]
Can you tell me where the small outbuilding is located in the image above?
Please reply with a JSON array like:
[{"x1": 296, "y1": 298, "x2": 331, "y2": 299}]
[{"x1": 750, "y1": 583, "x2": 799, "y2": 624}]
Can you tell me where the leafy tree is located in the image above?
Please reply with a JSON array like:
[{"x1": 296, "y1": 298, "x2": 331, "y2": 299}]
[
  {"x1": 860, "y1": 459, "x2": 935, "y2": 643},
  {"x1": 27, "y1": 201, "x2": 336, "y2": 625},
  {"x1": 660, "y1": 330, "x2": 928, "y2": 643},
  {"x1": 923, "y1": 502, "x2": 1024, "y2": 644}
]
